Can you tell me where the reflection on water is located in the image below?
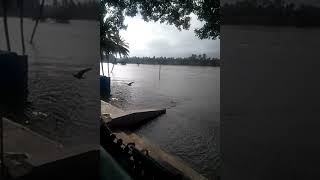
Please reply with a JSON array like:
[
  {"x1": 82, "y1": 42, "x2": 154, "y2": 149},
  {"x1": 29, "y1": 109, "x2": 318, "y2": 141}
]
[
  {"x1": 0, "y1": 18, "x2": 99, "y2": 147},
  {"x1": 102, "y1": 63, "x2": 220, "y2": 179}
]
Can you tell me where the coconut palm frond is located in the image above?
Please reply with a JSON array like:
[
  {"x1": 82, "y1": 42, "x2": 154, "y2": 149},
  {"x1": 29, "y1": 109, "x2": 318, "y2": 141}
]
[
  {"x1": 114, "y1": 37, "x2": 129, "y2": 57},
  {"x1": 100, "y1": 3, "x2": 129, "y2": 76},
  {"x1": 101, "y1": 34, "x2": 129, "y2": 58}
]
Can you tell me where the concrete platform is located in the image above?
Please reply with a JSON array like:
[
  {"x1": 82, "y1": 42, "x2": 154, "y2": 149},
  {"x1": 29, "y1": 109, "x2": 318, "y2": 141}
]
[
  {"x1": 114, "y1": 132, "x2": 208, "y2": 180},
  {"x1": 101, "y1": 100, "x2": 166, "y2": 129},
  {"x1": 2, "y1": 117, "x2": 99, "y2": 178},
  {"x1": 100, "y1": 101, "x2": 207, "y2": 180}
]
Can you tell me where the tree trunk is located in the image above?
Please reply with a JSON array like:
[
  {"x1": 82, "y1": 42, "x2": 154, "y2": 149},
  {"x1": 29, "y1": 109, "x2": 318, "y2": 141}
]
[
  {"x1": 19, "y1": 0, "x2": 25, "y2": 55},
  {"x1": 2, "y1": 0, "x2": 11, "y2": 51},
  {"x1": 100, "y1": 51, "x2": 105, "y2": 76},
  {"x1": 107, "y1": 53, "x2": 110, "y2": 77},
  {"x1": 29, "y1": 0, "x2": 45, "y2": 44}
]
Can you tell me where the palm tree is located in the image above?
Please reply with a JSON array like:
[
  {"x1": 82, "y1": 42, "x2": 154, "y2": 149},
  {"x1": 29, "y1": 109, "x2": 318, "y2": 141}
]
[
  {"x1": 18, "y1": 0, "x2": 25, "y2": 55},
  {"x1": 101, "y1": 35, "x2": 129, "y2": 76},
  {"x1": 29, "y1": 0, "x2": 45, "y2": 44},
  {"x1": 100, "y1": 4, "x2": 129, "y2": 77},
  {"x1": 2, "y1": 0, "x2": 11, "y2": 51}
]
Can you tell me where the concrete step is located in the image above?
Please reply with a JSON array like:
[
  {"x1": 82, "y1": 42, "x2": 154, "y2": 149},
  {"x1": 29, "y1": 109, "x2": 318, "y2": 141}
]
[
  {"x1": 101, "y1": 101, "x2": 166, "y2": 129},
  {"x1": 2, "y1": 117, "x2": 99, "y2": 178},
  {"x1": 114, "y1": 132, "x2": 208, "y2": 180}
]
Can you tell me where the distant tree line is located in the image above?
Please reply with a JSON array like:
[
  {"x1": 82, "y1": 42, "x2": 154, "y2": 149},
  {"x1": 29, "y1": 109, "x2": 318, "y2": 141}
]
[
  {"x1": 0, "y1": 0, "x2": 39, "y2": 17},
  {"x1": 222, "y1": 0, "x2": 320, "y2": 27},
  {"x1": 42, "y1": 0, "x2": 98, "y2": 20},
  {"x1": 0, "y1": 0, "x2": 98, "y2": 20},
  {"x1": 105, "y1": 54, "x2": 220, "y2": 67}
]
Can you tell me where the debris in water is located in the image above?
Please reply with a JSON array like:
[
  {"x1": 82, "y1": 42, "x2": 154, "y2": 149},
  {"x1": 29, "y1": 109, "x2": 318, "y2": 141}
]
[
  {"x1": 111, "y1": 97, "x2": 118, "y2": 101},
  {"x1": 32, "y1": 111, "x2": 48, "y2": 118}
]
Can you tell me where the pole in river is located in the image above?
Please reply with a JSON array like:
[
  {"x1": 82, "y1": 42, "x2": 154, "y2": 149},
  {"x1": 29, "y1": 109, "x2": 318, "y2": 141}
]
[
  {"x1": 18, "y1": 0, "x2": 26, "y2": 55},
  {"x1": 159, "y1": 64, "x2": 161, "y2": 80},
  {"x1": 2, "y1": 0, "x2": 11, "y2": 51},
  {"x1": 29, "y1": 0, "x2": 45, "y2": 44}
]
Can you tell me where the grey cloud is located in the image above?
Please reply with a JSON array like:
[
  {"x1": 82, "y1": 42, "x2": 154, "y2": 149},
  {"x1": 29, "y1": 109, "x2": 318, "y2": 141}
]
[{"x1": 124, "y1": 15, "x2": 220, "y2": 58}]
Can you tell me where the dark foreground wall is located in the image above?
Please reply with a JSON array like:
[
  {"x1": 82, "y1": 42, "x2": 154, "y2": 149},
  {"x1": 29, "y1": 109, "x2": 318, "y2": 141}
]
[{"x1": 18, "y1": 150, "x2": 99, "y2": 180}]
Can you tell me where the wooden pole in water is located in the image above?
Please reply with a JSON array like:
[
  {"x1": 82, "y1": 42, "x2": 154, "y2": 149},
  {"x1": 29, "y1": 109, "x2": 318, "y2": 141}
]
[
  {"x1": 2, "y1": 0, "x2": 11, "y2": 51},
  {"x1": 19, "y1": 0, "x2": 25, "y2": 55},
  {"x1": 29, "y1": 0, "x2": 45, "y2": 44},
  {"x1": 159, "y1": 64, "x2": 161, "y2": 80}
]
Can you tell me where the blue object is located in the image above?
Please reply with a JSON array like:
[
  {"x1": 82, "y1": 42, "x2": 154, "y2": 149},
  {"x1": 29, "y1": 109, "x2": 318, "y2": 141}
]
[{"x1": 100, "y1": 76, "x2": 110, "y2": 97}]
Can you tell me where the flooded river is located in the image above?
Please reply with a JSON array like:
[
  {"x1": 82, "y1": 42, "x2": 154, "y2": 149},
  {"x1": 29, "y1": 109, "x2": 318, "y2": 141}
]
[{"x1": 103, "y1": 63, "x2": 220, "y2": 179}]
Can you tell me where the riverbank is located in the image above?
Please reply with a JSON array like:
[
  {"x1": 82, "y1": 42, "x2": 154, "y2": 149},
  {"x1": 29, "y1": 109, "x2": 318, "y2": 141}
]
[
  {"x1": 104, "y1": 64, "x2": 220, "y2": 179},
  {"x1": 104, "y1": 56, "x2": 220, "y2": 66},
  {"x1": 100, "y1": 100, "x2": 208, "y2": 180}
]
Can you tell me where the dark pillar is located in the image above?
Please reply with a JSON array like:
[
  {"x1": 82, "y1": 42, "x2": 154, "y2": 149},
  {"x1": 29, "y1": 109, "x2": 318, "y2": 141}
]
[
  {"x1": 100, "y1": 76, "x2": 110, "y2": 99},
  {"x1": 0, "y1": 51, "x2": 28, "y2": 106}
]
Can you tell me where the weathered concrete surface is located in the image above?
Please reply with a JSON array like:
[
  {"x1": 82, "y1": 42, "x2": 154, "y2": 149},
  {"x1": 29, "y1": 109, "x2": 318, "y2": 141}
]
[
  {"x1": 101, "y1": 100, "x2": 126, "y2": 123},
  {"x1": 101, "y1": 100, "x2": 166, "y2": 129},
  {"x1": 2, "y1": 117, "x2": 99, "y2": 178},
  {"x1": 114, "y1": 132, "x2": 207, "y2": 180}
]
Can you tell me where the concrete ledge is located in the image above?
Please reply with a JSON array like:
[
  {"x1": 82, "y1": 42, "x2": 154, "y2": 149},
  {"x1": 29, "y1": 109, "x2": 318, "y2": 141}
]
[
  {"x1": 109, "y1": 109, "x2": 166, "y2": 129},
  {"x1": 101, "y1": 101, "x2": 166, "y2": 130},
  {"x1": 100, "y1": 101, "x2": 207, "y2": 179},
  {"x1": 114, "y1": 132, "x2": 207, "y2": 180},
  {"x1": 2, "y1": 117, "x2": 99, "y2": 178}
]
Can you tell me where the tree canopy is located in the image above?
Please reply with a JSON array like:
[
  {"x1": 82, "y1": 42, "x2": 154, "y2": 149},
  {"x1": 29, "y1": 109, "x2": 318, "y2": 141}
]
[
  {"x1": 100, "y1": 0, "x2": 129, "y2": 57},
  {"x1": 100, "y1": 0, "x2": 219, "y2": 74},
  {"x1": 101, "y1": 0, "x2": 220, "y2": 45}
]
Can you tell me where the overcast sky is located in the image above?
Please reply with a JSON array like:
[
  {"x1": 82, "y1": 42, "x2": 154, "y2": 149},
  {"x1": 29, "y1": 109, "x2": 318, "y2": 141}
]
[{"x1": 120, "y1": 14, "x2": 220, "y2": 58}]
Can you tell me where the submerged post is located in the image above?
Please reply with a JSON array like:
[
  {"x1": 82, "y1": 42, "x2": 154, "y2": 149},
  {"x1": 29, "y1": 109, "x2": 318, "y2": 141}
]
[
  {"x1": 159, "y1": 64, "x2": 161, "y2": 80},
  {"x1": 29, "y1": 0, "x2": 45, "y2": 44},
  {"x1": 2, "y1": 0, "x2": 11, "y2": 51}
]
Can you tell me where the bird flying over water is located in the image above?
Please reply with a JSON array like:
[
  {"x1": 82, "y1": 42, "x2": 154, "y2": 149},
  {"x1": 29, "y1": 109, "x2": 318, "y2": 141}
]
[
  {"x1": 128, "y1": 82, "x2": 134, "y2": 86},
  {"x1": 73, "y1": 68, "x2": 92, "y2": 79}
]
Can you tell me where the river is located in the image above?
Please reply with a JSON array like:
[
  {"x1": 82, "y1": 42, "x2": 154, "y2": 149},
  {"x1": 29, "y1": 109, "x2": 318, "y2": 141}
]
[
  {"x1": 1, "y1": 18, "x2": 220, "y2": 179},
  {"x1": 102, "y1": 63, "x2": 220, "y2": 179},
  {"x1": 1, "y1": 18, "x2": 100, "y2": 147}
]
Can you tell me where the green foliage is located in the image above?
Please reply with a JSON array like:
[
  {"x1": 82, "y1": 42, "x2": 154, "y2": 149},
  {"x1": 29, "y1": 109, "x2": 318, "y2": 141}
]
[
  {"x1": 194, "y1": 0, "x2": 220, "y2": 39},
  {"x1": 100, "y1": 0, "x2": 129, "y2": 58},
  {"x1": 101, "y1": 0, "x2": 220, "y2": 47},
  {"x1": 222, "y1": 0, "x2": 320, "y2": 27},
  {"x1": 100, "y1": 0, "x2": 220, "y2": 64},
  {"x1": 114, "y1": 55, "x2": 221, "y2": 66}
]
